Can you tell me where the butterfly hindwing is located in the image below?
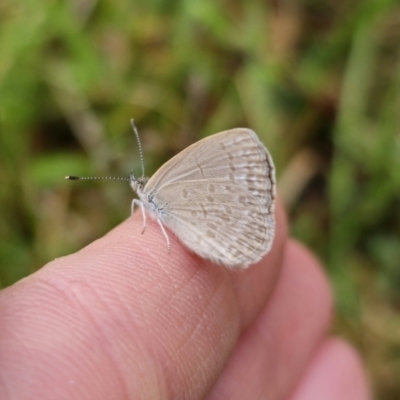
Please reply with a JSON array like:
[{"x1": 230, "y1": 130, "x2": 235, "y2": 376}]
[{"x1": 151, "y1": 180, "x2": 274, "y2": 268}]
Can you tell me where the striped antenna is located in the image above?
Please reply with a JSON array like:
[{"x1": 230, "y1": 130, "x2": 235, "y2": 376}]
[
  {"x1": 65, "y1": 175, "x2": 130, "y2": 181},
  {"x1": 130, "y1": 119, "x2": 145, "y2": 178},
  {"x1": 66, "y1": 120, "x2": 145, "y2": 183}
]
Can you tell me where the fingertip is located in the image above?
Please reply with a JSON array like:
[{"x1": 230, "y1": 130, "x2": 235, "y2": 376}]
[
  {"x1": 0, "y1": 211, "x2": 240, "y2": 399},
  {"x1": 289, "y1": 338, "x2": 371, "y2": 400}
]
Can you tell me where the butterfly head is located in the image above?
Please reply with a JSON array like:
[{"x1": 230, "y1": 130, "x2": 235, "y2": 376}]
[{"x1": 129, "y1": 171, "x2": 148, "y2": 194}]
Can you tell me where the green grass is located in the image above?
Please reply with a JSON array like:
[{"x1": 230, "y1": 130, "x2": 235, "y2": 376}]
[{"x1": 1, "y1": 0, "x2": 400, "y2": 397}]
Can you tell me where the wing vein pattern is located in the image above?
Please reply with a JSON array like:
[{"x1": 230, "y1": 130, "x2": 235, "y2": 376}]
[{"x1": 143, "y1": 128, "x2": 276, "y2": 268}]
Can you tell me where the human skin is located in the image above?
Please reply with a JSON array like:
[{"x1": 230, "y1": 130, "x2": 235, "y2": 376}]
[{"x1": 0, "y1": 198, "x2": 370, "y2": 399}]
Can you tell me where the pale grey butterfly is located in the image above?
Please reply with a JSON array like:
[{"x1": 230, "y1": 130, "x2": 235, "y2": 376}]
[{"x1": 66, "y1": 121, "x2": 276, "y2": 269}]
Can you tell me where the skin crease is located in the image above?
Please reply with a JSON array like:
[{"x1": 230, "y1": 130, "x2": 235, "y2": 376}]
[{"x1": 0, "y1": 197, "x2": 370, "y2": 400}]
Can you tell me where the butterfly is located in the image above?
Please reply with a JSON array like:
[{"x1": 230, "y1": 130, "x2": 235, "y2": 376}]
[{"x1": 67, "y1": 123, "x2": 276, "y2": 269}]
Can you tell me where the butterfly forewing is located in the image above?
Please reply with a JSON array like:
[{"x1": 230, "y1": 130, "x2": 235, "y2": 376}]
[
  {"x1": 143, "y1": 128, "x2": 276, "y2": 268},
  {"x1": 145, "y1": 129, "x2": 275, "y2": 210}
]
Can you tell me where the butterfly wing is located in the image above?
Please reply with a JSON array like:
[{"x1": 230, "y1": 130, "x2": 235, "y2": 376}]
[
  {"x1": 143, "y1": 129, "x2": 276, "y2": 268},
  {"x1": 153, "y1": 180, "x2": 274, "y2": 267},
  {"x1": 145, "y1": 128, "x2": 276, "y2": 216}
]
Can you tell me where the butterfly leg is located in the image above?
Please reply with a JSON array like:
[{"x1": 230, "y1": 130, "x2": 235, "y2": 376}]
[
  {"x1": 132, "y1": 199, "x2": 147, "y2": 234},
  {"x1": 157, "y1": 218, "x2": 171, "y2": 253}
]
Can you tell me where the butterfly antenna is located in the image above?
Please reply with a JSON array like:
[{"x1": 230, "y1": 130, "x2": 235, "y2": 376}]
[
  {"x1": 130, "y1": 119, "x2": 145, "y2": 178},
  {"x1": 65, "y1": 175, "x2": 130, "y2": 181}
]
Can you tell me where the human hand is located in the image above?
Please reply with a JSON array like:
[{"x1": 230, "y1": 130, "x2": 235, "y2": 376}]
[{"x1": 0, "y1": 198, "x2": 370, "y2": 399}]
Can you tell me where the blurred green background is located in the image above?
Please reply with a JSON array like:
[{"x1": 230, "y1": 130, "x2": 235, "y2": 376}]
[{"x1": 1, "y1": 0, "x2": 400, "y2": 397}]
